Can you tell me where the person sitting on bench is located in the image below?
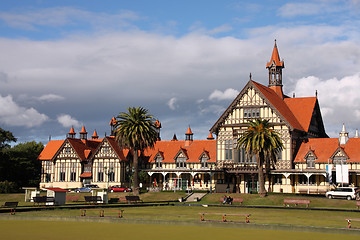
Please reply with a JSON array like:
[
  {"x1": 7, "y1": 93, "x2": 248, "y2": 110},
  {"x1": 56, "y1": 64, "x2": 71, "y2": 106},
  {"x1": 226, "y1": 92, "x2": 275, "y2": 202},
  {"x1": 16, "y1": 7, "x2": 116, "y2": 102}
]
[{"x1": 226, "y1": 196, "x2": 233, "y2": 205}]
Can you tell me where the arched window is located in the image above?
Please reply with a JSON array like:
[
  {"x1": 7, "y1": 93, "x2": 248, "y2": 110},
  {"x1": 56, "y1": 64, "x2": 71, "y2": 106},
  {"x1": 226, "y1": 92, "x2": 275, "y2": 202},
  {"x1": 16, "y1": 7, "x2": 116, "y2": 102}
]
[{"x1": 306, "y1": 155, "x2": 315, "y2": 168}]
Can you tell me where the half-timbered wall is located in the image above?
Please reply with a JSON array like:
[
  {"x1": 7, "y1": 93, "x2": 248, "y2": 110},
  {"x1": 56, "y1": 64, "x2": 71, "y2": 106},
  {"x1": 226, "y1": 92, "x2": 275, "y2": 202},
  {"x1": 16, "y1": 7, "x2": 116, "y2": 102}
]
[
  {"x1": 92, "y1": 140, "x2": 123, "y2": 187},
  {"x1": 216, "y1": 87, "x2": 292, "y2": 170}
]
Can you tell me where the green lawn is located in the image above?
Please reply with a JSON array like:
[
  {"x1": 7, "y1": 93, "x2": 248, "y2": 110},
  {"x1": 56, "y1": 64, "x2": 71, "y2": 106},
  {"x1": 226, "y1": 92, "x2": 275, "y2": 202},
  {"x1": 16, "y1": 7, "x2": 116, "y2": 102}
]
[
  {"x1": 4, "y1": 205, "x2": 360, "y2": 229},
  {"x1": 0, "y1": 220, "x2": 358, "y2": 240}
]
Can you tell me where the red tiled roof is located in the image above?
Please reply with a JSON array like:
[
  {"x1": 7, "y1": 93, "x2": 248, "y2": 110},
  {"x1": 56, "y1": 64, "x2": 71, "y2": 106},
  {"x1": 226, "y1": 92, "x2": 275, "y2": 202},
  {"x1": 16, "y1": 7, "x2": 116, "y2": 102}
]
[
  {"x1": 294, "y1": 138, "x2": 360, "y2": 163},
  {"x1": 106, "y1": 137, "x2": 129, "y2": 161},
  {"x1": 285, "y1": 97, "x2": 317, "y2": 132},
  {"x1": 144, "y1": 140, "x2": 216, "y2": 163},
  {"x1": 252, "y1": 81, "x2": 304, "y2": 131},
  {"x1": 38, "y1": 140, "x2": 65, "y2": 160}
]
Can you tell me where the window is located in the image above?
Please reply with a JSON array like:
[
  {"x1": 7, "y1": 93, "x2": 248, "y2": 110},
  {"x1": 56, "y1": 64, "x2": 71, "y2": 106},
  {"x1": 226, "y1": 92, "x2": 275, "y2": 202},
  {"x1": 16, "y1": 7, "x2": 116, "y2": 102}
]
[
  {"x1": 155, "y1": 157, "x2": 162, "y2": 168},
  {"x1": 98, "y1": 163, "x2": 104, "y2": 182},
  {"x1": 70, "y1": 162, "x2": 76, "y2": 182},
  {"x1": 274, "y1": 175, "x2": 282, "y2": 184},
  {"x1": 176, "y1": 157, "x2": 186, "y2": 168},
  {"x1": 306, "y1": 155, "x2": 315, "y2": 168},
  {"x1": 64, "y1": 147, "x2": 71, "y2": 154},
  {"x1": 333, "y1": 156, "x2": 347, "y2": 165},
  {"x1": 59, "y1": 162, "x2": 66, "y2": 182},
  {"x1": 108, "y1": 163, "x2": 115, "y2": 182},
  {"x1": 201, "y1": 156, "x2": 208, "y2": 168},
  {"x1": 243, "y1": 108, "x2": 260, "y2": 119},
  {"x1": 46, "y1": 161, "x2": 52, "y2": 172},
  {"x1": 45, "y1": 174, "x2": 51, "y2": 182},
  {"x1": 225, "y1": 140, "x2": 233, "y2": 160},
  {"x1": 237, "y1": 148, "x2": 256, "y2": 163},
  {"x1": 298, "y1": 175, "x2": 316, "y2": 185},
  {"x1": 103, "y1": 147, "x2": 110, "y2": 154}
]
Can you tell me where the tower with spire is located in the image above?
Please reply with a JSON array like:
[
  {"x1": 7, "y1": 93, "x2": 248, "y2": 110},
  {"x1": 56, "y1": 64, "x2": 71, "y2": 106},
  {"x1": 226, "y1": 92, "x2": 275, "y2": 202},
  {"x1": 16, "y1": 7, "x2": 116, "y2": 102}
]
[{"x1": 266, "y1": 40, "x2": 285, "y2": 99}]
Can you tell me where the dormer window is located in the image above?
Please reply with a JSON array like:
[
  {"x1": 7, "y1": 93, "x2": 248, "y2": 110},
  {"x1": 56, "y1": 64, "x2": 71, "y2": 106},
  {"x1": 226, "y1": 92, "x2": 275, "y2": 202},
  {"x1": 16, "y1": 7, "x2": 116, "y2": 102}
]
[
  {"x1": 306, "y1": 155, "x2": 315, "y2": 168},
  {"x1": 176, "y1": 157, "x2": 186, "y2": 168},
  {"x1": 201, "y1": 156, "x2": 208, "y2": 168},
  {"x1": 333, "y1": 156, "x2": 347, "y2": 165},
  {"x1": 155, "y1": 156, "x2": 162, "y2": 168}
]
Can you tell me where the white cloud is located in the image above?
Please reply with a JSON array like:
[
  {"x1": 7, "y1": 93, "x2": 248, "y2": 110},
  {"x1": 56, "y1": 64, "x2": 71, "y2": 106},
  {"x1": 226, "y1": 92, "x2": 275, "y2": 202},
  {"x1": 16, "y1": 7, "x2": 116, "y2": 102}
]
[
  {"x1": 167, "y1": 97, "x2": 178, "y2": 110},
  {"x1": 209, "y1": 88, "x2": 239, "y2": 101},
  {"x1": 292, "y1": 73, "x2": 360, "y2": 136},
  {"x1": 0, "y1": 94, "x2": 48, "y2": 127},
  {"x1": 37, "y1": 94, "x2": 65, "y2": 102},
  {"x1": 57, "y1": 114, "x2": 81, "y2": 128}
]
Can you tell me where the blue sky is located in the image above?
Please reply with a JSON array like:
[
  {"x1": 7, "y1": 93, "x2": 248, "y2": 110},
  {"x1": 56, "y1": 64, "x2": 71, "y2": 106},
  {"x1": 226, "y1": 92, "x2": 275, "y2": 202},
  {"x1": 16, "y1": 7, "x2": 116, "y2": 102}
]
[{"x1": 1, "y1": 0, "x2": 360, "y2": 143}]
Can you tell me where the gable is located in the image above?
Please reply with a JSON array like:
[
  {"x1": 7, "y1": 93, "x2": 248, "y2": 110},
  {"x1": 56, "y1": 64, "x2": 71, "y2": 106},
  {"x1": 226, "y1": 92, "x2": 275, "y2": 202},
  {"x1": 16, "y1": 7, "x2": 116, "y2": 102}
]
[
  {"x1": 92, "y1": 137, "x2": 128, "y2": 161},
  {"x1": 210, "y1": 80, "x2": 304, "y2": 133}
]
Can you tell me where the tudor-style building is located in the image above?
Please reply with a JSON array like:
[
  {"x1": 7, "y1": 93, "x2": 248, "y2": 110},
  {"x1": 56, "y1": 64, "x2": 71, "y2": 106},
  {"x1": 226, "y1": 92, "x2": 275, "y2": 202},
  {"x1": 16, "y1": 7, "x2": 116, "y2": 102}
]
[
  {"x1": 144, "y1": 127, "x2": 217, "y2": 191},
  {"x1": 210, "y1": 41, "x2": 328, "y2": 193},
  {"x1": 39, "y1": 126, "x2": 129, "y2": 189},
  {"x1": 38, "y1": 124, "x2": 217, "y2": 192},
  {"x1": 293, "y1": 124, "x2": 360, "y2": 193}
]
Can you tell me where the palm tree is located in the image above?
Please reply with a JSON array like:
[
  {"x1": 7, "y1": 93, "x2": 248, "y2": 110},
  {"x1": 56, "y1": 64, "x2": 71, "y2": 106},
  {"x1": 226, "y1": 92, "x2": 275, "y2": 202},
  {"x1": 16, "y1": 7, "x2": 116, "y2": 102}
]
[
  {"x1": 237, "y1": 119, "x2": 283, "y2": 197},
  {"x1": 115, "y1": 107, "x2": 158, "y2": 195}
]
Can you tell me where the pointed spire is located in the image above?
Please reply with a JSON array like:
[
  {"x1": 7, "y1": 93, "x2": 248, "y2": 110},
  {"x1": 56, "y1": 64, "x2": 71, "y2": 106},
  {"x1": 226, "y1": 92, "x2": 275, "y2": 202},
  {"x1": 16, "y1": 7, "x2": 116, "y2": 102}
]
[
  {"x1": 355, "y1": 129, "x2": 359, "y2": 138},
  {"x1": 171, "y1": 134, "x2": 178, "y2": 141},
  {"x1": 67, "y1": 126, "x2": 76, "y2": 138},
  {"x1": 186, "y1": 126, "x2": 193, "y2": 135},
  {"x1": 92, "y1": 130, "x2": 99, "y2": 139},
  {"x1": 207, "y1": 132, "x2": 214, "y2": 140},
  {"x1": 339, "y1": 123, "x2": 349, "y2": 145},
  {"x1": 185, "y1": 126, "x2": 193, "y2": 146},
  {"x1": 79, "y1": 126, "x2": 87, "y2": 140},
  {"x1": 267, "y1": 40, "x2": 285, "y2": 99},
  {"x1": 266, "y1": 39, "x2": 284, "y2": 68}
]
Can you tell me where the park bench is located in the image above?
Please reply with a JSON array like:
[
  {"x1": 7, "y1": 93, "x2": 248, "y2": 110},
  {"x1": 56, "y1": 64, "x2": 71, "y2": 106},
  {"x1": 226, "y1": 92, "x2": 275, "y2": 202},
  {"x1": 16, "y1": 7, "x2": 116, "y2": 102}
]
[
  {"x1": 125, "y1": 195, "x2": 142, "y2": 204},
  {"x1": 200, "y1": 213, "x2": 250, "y2": 223},
  {"x1": 1, "y1": 202, "x2": 18, "y2": 208},
  {"x1": 33, "y1": 196, "x2": 55, "y2": 206},
  {"x1": 81, "y1": 209, "x2": 124, "y2": 218},
  {"x1": 219, "y1": 197, "x2": 243, "y2": 205},
  {"x1": 346, "y1": 218, "x2": 360, "y2": 229},
  {"x1": 284, "y1": 198, "x2": 310, "y2": 208},
  {"x1": 356, "y1": 201, "x2": 360, "y2": 210},
  {"x1": 1, "y1": 202, "x2": 18, "y2": 215},
  {"x1": 66, "y1": 195, "x2": 80, "y2": 202},
  {"x1": 84, "y1": 196, "x2": 102, "y2": 204}
]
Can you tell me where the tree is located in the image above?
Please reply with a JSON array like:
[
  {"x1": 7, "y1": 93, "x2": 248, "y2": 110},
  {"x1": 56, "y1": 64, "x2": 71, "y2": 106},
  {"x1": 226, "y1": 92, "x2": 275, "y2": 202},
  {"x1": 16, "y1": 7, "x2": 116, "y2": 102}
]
[
  {"x1": 1, "y1": 141, "x2": 44, "y2": 188},
  {"x1": 237, "y1": 119, "x2": 283, "y2": 197},
  {"x1": 115, "y1": 107, "x2": 158, "y2": 195},
  {"x1": 0, "y1": 127, "x2": 16, "y2": 150}
]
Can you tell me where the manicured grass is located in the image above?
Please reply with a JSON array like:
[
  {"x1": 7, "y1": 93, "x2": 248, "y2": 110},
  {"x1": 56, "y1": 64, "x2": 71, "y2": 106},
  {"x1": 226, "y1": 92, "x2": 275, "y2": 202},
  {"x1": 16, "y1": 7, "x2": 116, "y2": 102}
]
[
  {"x1": 0, "y1": 220, "x2": 358, "y2": 240},
  {"x1": 6, "y1": 205, "x2": 360, "y2": 229}
]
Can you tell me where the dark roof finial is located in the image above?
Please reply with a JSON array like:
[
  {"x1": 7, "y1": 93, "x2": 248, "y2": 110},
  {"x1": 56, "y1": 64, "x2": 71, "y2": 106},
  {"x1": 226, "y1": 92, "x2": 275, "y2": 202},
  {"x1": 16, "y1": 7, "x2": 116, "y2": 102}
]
[
  {"x1": 249, "y1": 72, "x2": 252, "y2": 80},
  {"x1": 315, "y1": 90, "x2": 318, "y2": 98}
]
